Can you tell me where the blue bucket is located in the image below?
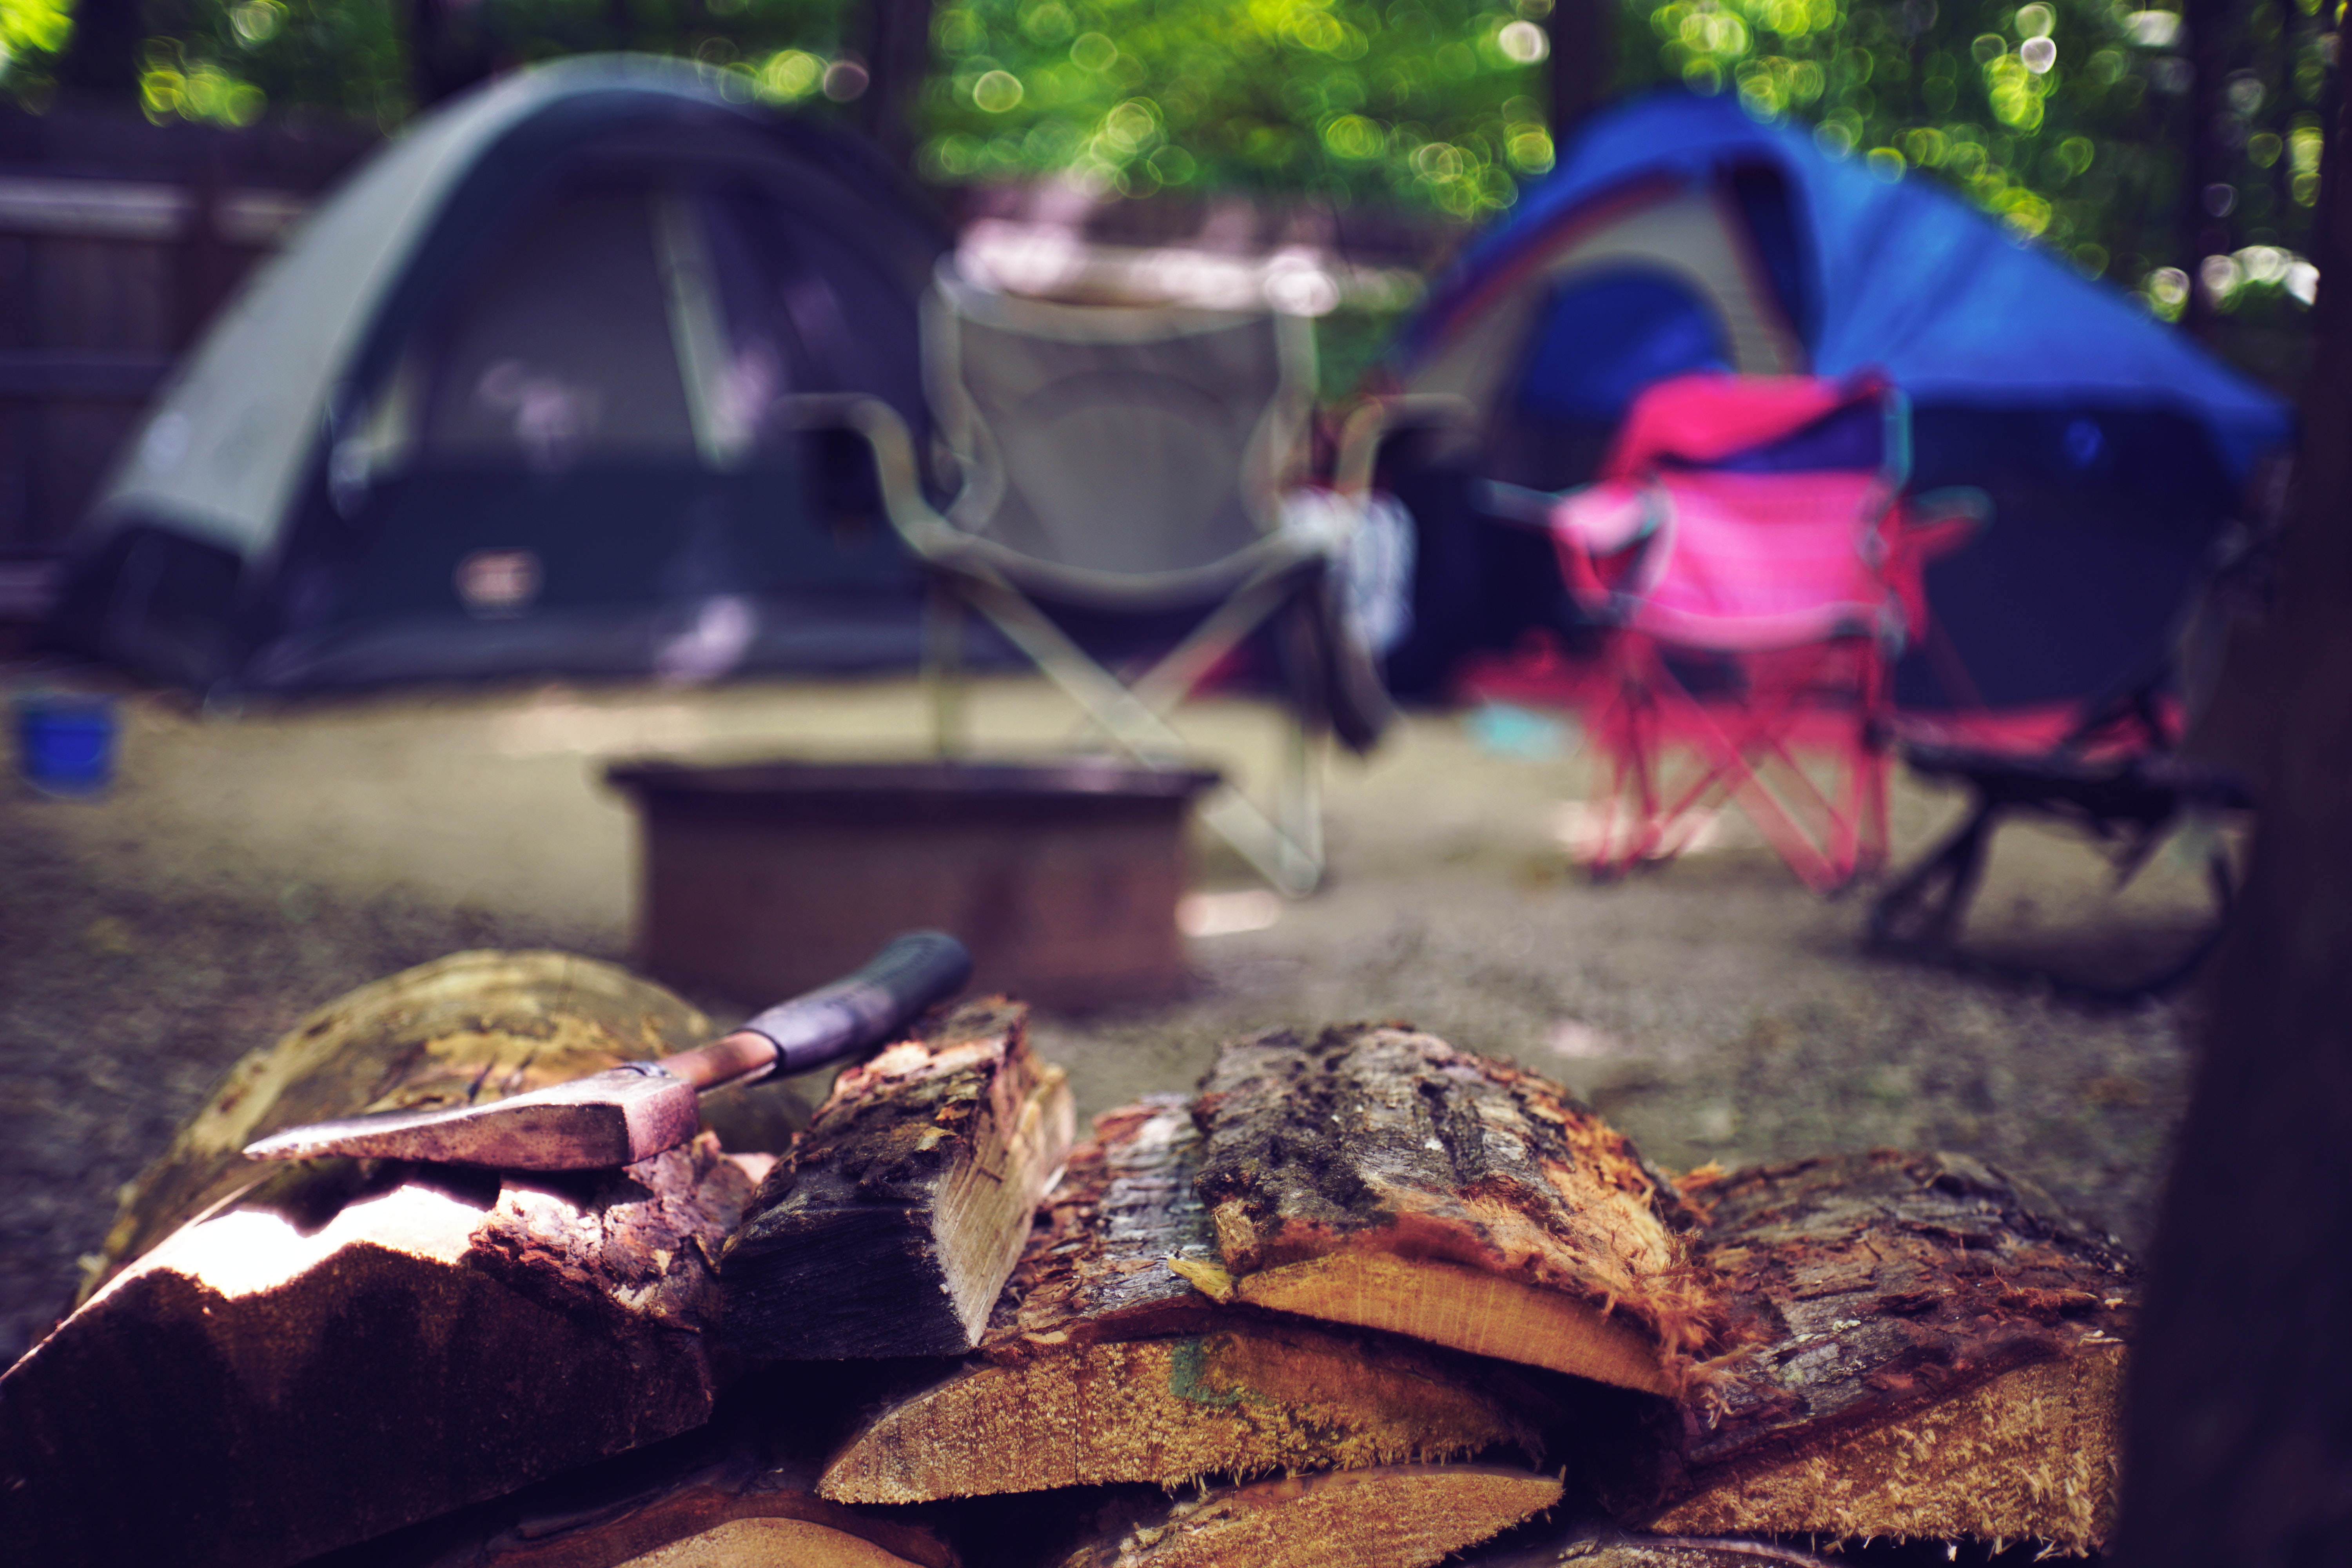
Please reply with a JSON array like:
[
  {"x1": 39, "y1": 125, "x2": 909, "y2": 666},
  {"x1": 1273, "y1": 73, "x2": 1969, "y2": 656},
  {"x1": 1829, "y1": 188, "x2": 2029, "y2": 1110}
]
[{"x1": 14, "y1": 693, "x2": 120, "y2": 797}]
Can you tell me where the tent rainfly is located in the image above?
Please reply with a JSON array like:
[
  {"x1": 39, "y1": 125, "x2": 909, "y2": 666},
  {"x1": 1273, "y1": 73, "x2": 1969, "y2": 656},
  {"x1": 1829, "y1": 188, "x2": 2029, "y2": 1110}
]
[
  {"x1": 1386, "y1": 89, "x2": 2297, "y2": 713},
  {"x1": 50, "y1": 54, "x2": 952, "y2": 694}
]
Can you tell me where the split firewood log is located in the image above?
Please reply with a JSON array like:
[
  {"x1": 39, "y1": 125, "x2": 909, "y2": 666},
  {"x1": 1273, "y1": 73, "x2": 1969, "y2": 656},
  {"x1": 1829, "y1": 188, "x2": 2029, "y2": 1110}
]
[
  {"x1": 720, "y1": 998, "x2": 1076, "y2": 1361},
  {"x1": 1602, "y1": 1150, "x2": 2136, "y2": 1556},
  {"x1": 1, "y1": 951, "x2": 806, "y2": 1568},
  {"x1": 79, "y1": 947, "x2": 808, "y2": 1304},
  {"x1": 1187, "y1": 1024, "x2": 1717, "y2": 1395},
  {"x1": 310, "y1": 1401, "x2": 960, "y2": 1568},
  {"x1": 1025, "y1": 1464, "x2": 1566, "y2": 1568},
  {"x1": 2, "y1": 1136, "x2": 766, "y2": 1568},
  {"x1": 821, "y1": 1097, "x2": 1555, "y2": 1504}
]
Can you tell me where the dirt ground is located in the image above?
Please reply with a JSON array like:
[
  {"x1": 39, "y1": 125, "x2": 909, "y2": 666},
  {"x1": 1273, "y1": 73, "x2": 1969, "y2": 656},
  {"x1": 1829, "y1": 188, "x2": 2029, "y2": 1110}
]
[{"x1": 0, "y1": 663, "x2": 2229, "y2": 1365}]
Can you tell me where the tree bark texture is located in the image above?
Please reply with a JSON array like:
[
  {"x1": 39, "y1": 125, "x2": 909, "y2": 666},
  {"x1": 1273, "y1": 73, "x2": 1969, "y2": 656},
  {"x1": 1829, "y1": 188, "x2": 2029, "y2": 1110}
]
[
  {"x1": 820, "y1": 1098, "x2": 1555, "y2": 1504},
  {"x1": 1611, "y1": 1151, "x2": 2136, "y2": 1554},
  {"x1": 2110, "y1": 22, "x2": 2352, "y2": 1564},
  {"x1": 0, "y1": 1134, "x2": 762, "y2": 1568},
  {"x1": 1040, "y1": 1464, "x2": 1566, "y2": 1568},
  {"x1": 1190, "y1": 1024, "x2": 1713, "y2": 1395},
  {"x1": 722, "y1": 999, "x2": 1076, "y2": 1360}
]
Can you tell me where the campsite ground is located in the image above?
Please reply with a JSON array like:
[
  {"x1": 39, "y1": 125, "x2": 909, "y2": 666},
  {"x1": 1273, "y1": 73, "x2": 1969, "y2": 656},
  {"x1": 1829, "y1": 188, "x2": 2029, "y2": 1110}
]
[{"x1": 0, "y1": 666, "x2": 2229, "y2": 1362}]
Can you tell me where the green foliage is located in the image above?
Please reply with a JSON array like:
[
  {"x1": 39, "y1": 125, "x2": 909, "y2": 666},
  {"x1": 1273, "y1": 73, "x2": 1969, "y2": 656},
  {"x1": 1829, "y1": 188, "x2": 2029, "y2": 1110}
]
[
  {"x1": 1613, "y1": 0, "x2": 2328, "y2": 310},
  {"x1": 0, "y1": 0, "x2": 74, "y2": 91},
  {"x1": 0, "y1": 0, "x2": 2327, "y2": 322},
  {"x1": 133, "y1": 0, "x2": 407, "y2": 125},
  {"x1": 914, "y1": 0, "x2": 1557, "y2": 216}
]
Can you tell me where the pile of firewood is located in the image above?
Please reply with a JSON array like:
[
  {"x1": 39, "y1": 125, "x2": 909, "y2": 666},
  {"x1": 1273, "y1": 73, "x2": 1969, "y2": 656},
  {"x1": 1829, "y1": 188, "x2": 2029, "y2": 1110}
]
[{"x1": 0, "y1": 955, "x2": 2134, "y2": 1568}]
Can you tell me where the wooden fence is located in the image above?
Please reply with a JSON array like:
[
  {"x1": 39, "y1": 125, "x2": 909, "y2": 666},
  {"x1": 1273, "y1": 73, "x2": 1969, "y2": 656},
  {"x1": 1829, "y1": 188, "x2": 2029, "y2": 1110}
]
[{"x1": 0, "y1": 100, "x2": 374, "y2": 619}]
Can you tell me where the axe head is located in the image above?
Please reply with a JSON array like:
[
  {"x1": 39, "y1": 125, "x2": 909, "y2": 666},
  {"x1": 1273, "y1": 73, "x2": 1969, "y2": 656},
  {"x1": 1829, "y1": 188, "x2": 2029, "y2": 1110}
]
[{"x1": 241, "y1": 1062, "x2": 702, "y2": 1171}]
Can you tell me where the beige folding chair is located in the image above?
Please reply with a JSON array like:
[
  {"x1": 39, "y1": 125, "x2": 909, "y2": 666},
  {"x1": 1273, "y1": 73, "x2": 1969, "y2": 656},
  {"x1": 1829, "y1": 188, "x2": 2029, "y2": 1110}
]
[{"x1": 782, "y1": 268, "x2": 1388, "y2": 895}]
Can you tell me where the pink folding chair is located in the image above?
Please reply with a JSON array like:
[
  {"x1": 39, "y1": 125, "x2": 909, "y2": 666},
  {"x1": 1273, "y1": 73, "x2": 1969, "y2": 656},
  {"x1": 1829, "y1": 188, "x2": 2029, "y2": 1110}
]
[{"x1": 1548, "y1": 372, "x2": 1976, "y2": 890}]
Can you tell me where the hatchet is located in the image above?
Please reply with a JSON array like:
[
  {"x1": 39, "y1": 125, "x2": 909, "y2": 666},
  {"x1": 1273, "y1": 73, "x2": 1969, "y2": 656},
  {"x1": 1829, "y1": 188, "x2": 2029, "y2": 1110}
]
[{"x1": 241, "y1": 931, "x2": 971, "y2": 1171}]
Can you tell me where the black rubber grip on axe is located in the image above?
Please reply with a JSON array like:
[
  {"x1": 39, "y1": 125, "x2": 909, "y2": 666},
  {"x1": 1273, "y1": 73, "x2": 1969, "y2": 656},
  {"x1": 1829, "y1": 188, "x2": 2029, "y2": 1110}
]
[{"x1": 736, "y1": 930, "x2": 973, "y2": 1078}]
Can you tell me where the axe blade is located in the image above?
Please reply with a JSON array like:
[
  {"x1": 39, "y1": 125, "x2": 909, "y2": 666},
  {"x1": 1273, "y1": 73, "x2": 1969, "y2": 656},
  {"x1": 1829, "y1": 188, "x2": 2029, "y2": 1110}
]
[{"x1": 241, "y1": 1063, "x2": 702, "y2": 1171}]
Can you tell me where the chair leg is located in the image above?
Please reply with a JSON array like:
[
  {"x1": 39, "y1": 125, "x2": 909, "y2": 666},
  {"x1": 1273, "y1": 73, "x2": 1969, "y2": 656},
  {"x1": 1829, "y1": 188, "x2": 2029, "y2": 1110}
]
[{"x1": 955, "y1": 573, "x2": 1327, "y2": 897}]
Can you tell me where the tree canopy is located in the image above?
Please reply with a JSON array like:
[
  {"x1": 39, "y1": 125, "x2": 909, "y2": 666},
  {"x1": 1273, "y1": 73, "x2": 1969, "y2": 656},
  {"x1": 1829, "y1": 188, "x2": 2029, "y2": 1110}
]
[{"x1": 0, "y1": 0, "x2": 2328, "y2": 343}]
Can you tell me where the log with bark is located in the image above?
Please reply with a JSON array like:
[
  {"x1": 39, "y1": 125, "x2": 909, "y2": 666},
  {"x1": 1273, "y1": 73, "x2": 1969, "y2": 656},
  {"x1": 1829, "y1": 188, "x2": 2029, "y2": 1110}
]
[
  {"x1": 820, "y1": 1097, "x2": 1557, "y2": 1504},
  {"x1": 0, "y1": 952, "x2": 805, "y2": 1568},
  {"x1": 1, "y1": 1136, "x2": 765, "y2": 1568},
  {"x1": 312, "y1": 1400, "x2": 962, "y2": 1568},
  {"x1": 1602, "y1": 1150, "x2": 2136, "y2": 1555},
  {"x1": 1187, "y1": 1024, "x2": 1717, "y2": 1395},
  {"x1": 721, "y1": 998, "x2": 1077, "y2": 1361},
  {"x1": 78, "y1": 947, "x2": 808, "y2": 1304},
  {"x1": 1029, "y1": 1464, "x2": 1566, "y2": 1568}
]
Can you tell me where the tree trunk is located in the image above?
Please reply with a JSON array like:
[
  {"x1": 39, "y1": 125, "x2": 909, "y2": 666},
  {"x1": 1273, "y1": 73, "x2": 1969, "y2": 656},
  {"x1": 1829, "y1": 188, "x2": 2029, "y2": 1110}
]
[
  {"x1": 721, "y1": 998, "x2": 1075, "y2": 1360},
  {"x1": 2109, "y1": 23, "x2": 2352, "y2": 1564},
  {"x1": 819, "y1": 1098, "x2": 1555, "y2": 1504},
  {"x1": 1037, "y1": 1465, "x2": 1565, "y2": 1568},
  {"x1": 861, "y1": 0, "x2": 937, "y2": 172},
  {"x1": 2182, "y1": 0, "x2": 2234, "y2": 336},
  {"x1": 1189, "y1": 1025, "x2": 1713, "y2": 1395},
  {"x1": 1546, "y1": 0, "x2": 1616, "y2": 146},
  {"x1": 51, "y1": 0, "x2": 144, "y2": 99},
  {"x1": 1608, "y1": 1151, "x2": 2136, "y2": 1555}
]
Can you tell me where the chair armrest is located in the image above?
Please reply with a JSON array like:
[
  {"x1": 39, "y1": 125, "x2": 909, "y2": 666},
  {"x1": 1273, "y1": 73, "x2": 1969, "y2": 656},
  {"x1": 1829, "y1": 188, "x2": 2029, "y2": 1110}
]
[
  {"x1": 771, "y1": 393, "x2": 961, "y2": 557},
  {"x1": 1547, "y1": 479, "x2": 1666, "y2": 619},
  {"x1": 1332, "y1": 393, "x2": 1477, "y2": 497}
]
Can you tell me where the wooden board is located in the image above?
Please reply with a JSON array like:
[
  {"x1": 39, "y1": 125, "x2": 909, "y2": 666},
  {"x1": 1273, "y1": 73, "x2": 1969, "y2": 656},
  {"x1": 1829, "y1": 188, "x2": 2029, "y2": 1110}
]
[
  {"x1": 721, "y1": 999, "x2": 1076, "y2": 1360},
  {"x1": 1616, "y1": 1150, "x2": 2137, "y2": 1555},
  {"x1": 1189, "y1": 1025, "x2": 1713, "y2": 1394},
  {"x1": 1, "y1": 1134, "x2": 764, "y2": 1568},
  {"x1": 1040, "y1": 1464, "x2": 1566, "y2": 1568},
  {"x1": 820, "y1": 1098, "x2": 1556, "y2": 1504}
]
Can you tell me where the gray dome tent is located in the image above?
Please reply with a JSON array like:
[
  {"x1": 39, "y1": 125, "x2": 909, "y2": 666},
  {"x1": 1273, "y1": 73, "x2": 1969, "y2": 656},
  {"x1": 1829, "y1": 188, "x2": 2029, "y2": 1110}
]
[{"x1": 51, "y1": 54, "x2": 951, "y2": 693}]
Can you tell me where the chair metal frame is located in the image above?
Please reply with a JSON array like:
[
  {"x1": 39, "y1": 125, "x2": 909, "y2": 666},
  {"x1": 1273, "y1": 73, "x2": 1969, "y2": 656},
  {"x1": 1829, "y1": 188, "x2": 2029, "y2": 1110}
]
[{"x1": 779, "y1": 273, "x2": 1372, "y2": 896}]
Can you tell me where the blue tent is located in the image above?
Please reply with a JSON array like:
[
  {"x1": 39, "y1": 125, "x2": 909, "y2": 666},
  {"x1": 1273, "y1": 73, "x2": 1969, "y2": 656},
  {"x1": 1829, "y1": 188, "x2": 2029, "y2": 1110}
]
[{"x1": 1389, "y1": 89, "x2": 2296, "y2": 712}]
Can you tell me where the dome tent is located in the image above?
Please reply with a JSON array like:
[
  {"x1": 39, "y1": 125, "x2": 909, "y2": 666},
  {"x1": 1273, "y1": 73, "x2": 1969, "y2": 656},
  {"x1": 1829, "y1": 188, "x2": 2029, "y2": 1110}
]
[
  {"x1": 51, "y1": 54, "x2": 953, "y2": 694},
  {"x1": 1387, "y1": 89, "x2": 2296, "y2": 713}
]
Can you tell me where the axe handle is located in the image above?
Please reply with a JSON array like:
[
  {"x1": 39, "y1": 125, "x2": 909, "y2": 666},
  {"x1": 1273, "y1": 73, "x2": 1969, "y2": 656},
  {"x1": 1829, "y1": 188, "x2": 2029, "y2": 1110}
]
[{"x1": 660, "y1": 930, "x2": 974, "y2": 1092}]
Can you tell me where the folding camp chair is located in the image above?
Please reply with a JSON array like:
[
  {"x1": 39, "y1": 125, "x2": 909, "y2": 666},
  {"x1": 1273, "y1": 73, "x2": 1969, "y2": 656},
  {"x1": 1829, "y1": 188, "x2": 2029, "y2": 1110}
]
[
  {"x1": 1526, "y1": 371, "x2": 1979, "y2": 891},
  {"x1": 782, "y1": 268, "x2": 1388, "y2": 896},
  {"x1": 1865, "y1": 679, "x2": 2255, "y2": 997}
]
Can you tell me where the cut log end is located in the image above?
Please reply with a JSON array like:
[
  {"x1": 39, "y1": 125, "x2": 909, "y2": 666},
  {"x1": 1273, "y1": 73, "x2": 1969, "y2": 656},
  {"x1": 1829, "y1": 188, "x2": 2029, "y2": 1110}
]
[
  {"x1": 1231, "y1": 1250, "x2": 1676, "y2": 1396},
  {"x1": 818, "y1": 1321, "x2": 1550, "y2": 1504},
  {"x1": 1050, "y1": 1464, "x2": 1566, "y2": 1568},
  {"x1": 1645, "y1": 1341, "x2": 2126, "y2": 1556},
  {"x1": 722, "y1": 1000, "x2": 1074, "y2": 1361},
  {"x1": 602, "y1": 1518, "x2": 937, "y2": 1567}
]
